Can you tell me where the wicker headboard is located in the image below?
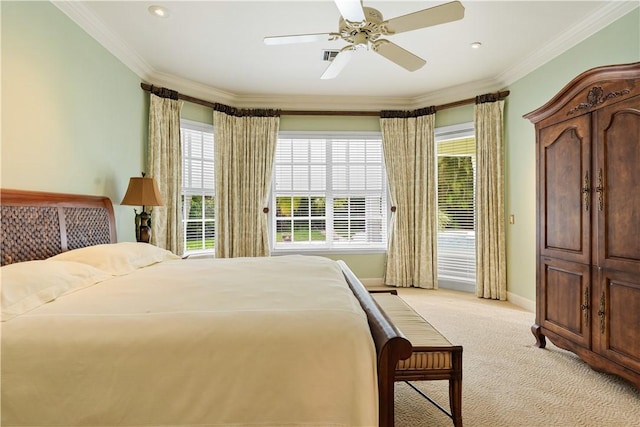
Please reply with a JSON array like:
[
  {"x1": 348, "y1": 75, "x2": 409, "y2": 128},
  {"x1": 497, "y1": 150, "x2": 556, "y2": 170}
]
[{"x1": 0, "y1": 189, "x2": 117, "y2": 265}]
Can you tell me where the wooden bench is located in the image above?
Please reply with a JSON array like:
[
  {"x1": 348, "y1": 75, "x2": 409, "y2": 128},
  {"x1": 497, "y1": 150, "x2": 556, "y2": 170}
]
[{"x1": 371, "y1": 291, "x2": 463, "y2": 427}]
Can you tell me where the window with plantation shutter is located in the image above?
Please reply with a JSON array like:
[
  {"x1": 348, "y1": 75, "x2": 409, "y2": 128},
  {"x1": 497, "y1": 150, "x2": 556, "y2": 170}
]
[
  {"x1": 272, "y1": 132, "x2": 387, "y2": 251},
  {"x1": 180, "y1": 120, "x2": 215, "y2": 255},
  {"x1": 436, "y1": 123, "x2": 476, "y2": 292}
]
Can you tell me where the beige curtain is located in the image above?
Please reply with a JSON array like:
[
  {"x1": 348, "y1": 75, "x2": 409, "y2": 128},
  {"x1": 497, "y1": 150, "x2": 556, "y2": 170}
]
[
  {"x1": 380, "y1": 108, "x2": 438, "y2": 288},
  {"x1": 474, "y1": 96, "x2": 506, "y2": 300},
  {"x1": 213, "y1": 107, "x2": 279, "y2": 258},
  {"x1": 148, "y1": 92, "x2": 184, "y2": 255}
]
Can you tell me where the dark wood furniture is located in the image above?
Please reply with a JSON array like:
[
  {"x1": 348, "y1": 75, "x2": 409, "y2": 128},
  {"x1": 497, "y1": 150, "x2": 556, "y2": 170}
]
[
  {"x1": 370, "y1": 290, "x2": 463, "y2": 427},
  {"x1": 338, "y1": 262, "x2": 413, "y2": 427},
  {"x1": 0, "y1": 189, "x2": 116, "y2": 265},
  {"x1": 0, "y1": 188, "x2": 412, "y2": 427},
  {"x1": 524, "y1": 62, "x2": 640, "y2": 390}
]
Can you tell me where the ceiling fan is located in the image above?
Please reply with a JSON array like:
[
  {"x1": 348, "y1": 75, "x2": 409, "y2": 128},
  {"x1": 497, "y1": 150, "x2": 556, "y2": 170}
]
[{"x1": 263, "y1": 0, "x2": 465, "y2": 79}]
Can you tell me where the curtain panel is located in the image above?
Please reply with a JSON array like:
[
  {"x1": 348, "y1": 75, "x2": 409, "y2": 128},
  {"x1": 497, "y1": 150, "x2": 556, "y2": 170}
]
[
  {"x1": 213, "y1": 108, "x2": 280, "y2": 258},
  {"x1": 474, "y1": 97, "x2": 507, "y2": 300},
  {"x1": 380, "y1": 108, "x2": 438, "y2": 288},
  {"x1": 148, "y1": 93, "x2": 184, "y2": 255}
]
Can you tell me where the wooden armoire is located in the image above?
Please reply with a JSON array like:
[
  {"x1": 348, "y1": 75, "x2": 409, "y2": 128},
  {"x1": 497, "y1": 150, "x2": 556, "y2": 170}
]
[{"x1": 524, "y1": 62, "x2": 640, "y2": 390}]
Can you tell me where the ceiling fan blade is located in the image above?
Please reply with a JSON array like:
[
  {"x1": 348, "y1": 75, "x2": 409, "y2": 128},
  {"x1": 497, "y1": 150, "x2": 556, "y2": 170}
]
[
  {"x1": 264, "y1": 33, "x2": 333, "y2": 45},
  {"x1": 321, "y1": 48, "x2": 355, "y2": 80},
  {"x1": 334, "y1": 0, "x2": 365, "y2": 22},
  {"x1": 373, "y1": 40, "x2": 426, "y2": 72},
  {"x1": 385, "y1": 1, "x2": 465, "y2": 34}
]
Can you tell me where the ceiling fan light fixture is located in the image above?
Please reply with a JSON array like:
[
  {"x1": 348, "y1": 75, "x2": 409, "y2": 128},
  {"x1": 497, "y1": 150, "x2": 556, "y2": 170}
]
[
  {"x1": 470, "y1": 41, "x2": 482, "y2": 49},
  {"x1": 148, "y1": 5, "x2": 169, "y2": 18},
  {"x1": 353, "y1": 42, "x2": 368, "y2": 52}
]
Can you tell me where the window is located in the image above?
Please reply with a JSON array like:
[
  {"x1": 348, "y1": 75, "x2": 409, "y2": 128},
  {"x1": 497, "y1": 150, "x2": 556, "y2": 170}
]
[
  {"x1": 436, "y1": 123, "x2": 476, "y2": 292},
  {"x1": 272, "y1": 132, "x2": 387, "y2": 251},
  {"x1": 180, "y1": 120, "x2": 215, "y2": 255}
]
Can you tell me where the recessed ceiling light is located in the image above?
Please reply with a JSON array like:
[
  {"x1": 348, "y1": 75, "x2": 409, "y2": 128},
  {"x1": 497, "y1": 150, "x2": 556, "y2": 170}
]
[
  {"x1": 148, "y1": 5, "x2": 169, "y2": 18},
  {"x1": 470, "y1": 42, "x2": 482, "y2": 49}
]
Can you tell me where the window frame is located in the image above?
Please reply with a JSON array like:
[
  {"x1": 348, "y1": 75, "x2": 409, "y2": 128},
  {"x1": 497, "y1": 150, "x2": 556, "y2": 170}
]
[
  {"x1": 435, "y1": 122, "x2": 476, "y2": 292},
  {"x1": 270, "y1": 131, "x2": 389, "y2": 255},
  {"x1": 180, "y1": 119, "x2": 215, "y2": 256}
]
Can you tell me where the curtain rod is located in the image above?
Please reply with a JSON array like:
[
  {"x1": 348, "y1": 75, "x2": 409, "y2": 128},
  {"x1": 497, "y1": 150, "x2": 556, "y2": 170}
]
[{"x1": 140, "y1": 83, "x2": 509, "y2": 116}]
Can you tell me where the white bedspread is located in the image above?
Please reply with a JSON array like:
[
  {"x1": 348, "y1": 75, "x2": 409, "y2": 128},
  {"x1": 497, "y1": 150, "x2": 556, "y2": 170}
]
[{"x1": 1, "y1": 255, "x2": 378, "y2": 427}]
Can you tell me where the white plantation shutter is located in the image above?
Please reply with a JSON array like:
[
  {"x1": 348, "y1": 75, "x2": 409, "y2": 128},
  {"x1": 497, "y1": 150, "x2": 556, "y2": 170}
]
[
  {"x1": 331, "y1": 138, "x2": 386, "y2": 245},
  {"x1": 274, "y1": 138, "x2": 327, "y2": 243},
  {"x1": 436, "y1": 124, "x2": 476, "y2": 291},
  {"x1": 273, "y1": 132, "x2": 387, "y2": 250},
  {"x1": 182, "y1": 130, "x2": 214, "y2": 195},
  {"x1": 181, "y1": 121, "x2": 215, "y2": 254},
  {"x1": 275, "y1": 138, "x2": 327, "y2": 193}
]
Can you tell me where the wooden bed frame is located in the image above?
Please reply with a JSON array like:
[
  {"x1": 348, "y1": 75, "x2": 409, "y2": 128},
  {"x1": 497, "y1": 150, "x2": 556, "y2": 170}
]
[
  {"x1": 0, "y1": 189, "x2": 116, "y2": 265},
  {"x1": 0, "y1": 188, "x2": 411, "y2": 427}
]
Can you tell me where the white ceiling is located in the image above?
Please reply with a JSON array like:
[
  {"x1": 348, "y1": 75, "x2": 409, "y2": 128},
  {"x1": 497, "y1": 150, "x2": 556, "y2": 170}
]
[{"x1": 54, "y1": 1, "x2": 638, "y2": 111}]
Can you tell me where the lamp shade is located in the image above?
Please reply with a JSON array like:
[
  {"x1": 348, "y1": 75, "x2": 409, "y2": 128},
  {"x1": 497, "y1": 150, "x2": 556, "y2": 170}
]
[{"x1": 121, "y1": 177, "x2": 164, "y2": 207}]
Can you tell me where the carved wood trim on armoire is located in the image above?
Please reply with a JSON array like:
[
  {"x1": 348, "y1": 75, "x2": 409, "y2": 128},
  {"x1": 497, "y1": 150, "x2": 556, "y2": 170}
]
[{"x1": 524, "y1": 62, "x2": 640, "y2": 390}]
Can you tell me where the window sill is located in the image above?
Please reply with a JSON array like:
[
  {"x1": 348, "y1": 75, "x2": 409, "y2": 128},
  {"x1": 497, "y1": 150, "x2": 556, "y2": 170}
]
[
  {"x1": 182, "y1": 250, "x2": 215, "y2": 259},
  {"x1": 182, "y1": 248, "x2": 387, "y2": 258},
  {"x1": 271, "y1": 247, "x2": 387, "y2": 256}
]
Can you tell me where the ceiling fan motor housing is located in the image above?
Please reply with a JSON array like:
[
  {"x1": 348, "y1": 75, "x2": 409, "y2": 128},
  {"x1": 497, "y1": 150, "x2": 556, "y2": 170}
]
[{"x1": 338, "y1": 7, "x2": 388, "y2": 46}]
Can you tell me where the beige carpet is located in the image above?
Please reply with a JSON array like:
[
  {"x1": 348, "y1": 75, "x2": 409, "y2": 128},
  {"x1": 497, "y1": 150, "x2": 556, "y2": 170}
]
[{"x1": 386, "y1": 287, "x2": 640, "y2": 427}]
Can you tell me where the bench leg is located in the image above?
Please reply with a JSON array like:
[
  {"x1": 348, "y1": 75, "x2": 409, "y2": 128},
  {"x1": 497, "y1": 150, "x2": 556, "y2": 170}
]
[
  {"x1": 449, "y1": 377, "x2": 462, "y2": 427},
  {"x1": 379, "y1": 369, "x2": 396, "y2": 427},
  {"x1": 449, "y1": 351, "x2": 463, "y2": 427}
]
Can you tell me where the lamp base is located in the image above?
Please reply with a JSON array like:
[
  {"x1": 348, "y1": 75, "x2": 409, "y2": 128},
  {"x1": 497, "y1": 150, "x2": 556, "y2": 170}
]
[
  {"x1": 138, "y1": 225, "x2": 151, "y2": 243},
  {"x1": 134, "y1": 210, "x2": 152, "y2": 243}
]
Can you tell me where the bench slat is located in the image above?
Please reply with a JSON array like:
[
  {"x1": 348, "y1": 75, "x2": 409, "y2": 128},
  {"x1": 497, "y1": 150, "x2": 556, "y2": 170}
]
[{"x1": 372, "y1": 293, "x2": 453, "y2": 347}]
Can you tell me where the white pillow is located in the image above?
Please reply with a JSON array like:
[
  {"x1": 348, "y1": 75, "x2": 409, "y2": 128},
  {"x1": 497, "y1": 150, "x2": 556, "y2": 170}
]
[
  {"x1": 49, "y1": 242, "x2": 180, "y2": 276},
  {"x1": 1, "y1": 260, "x2": 112, "y2": 321}
]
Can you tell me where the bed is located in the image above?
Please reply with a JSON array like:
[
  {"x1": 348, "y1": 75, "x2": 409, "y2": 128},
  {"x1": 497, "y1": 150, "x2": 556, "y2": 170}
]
[{"x1": 0, "y1": 188, "x2": 411, "y2": 427}]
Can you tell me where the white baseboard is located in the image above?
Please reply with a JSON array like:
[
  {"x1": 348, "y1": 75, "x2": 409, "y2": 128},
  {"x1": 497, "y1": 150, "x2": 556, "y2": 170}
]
[
  {"x1": 507, "y1": 291, "x2": 535, "y2": 312},
  {"x1": 359, "y1": 279, "x2": 536, "y2": 313}
]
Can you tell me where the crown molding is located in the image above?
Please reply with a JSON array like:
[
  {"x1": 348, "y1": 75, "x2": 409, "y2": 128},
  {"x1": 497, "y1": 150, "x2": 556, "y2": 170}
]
[
  {"x1": 409, "y1": 77, "x2": 504, "y2": 109},
  {"x1": 144, "y1": 71, "x2": 239, "y2": 106},
  {"x1": 149, "y1": 73, "x2": 501, "y2": 111},
  {"x1": 52, "y1": 0, "x2": 638, "y2": 111},
  {"x1": 144, "y1": 72, "x2": 411, "y2": 111},
  {"x1": 228, "y1": 93, "x2": 419, "y2": 111},
  {"x1": 147, "y1": 68, "x2": 504, "y2": 110},
  {"x1": 496, "y1": 1, "x2": 639, "y2": 88}
]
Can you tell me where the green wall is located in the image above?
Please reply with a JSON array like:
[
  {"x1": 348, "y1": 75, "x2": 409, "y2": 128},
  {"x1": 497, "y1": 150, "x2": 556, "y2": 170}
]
[
  {"x1": 1, "y1": 1, "x2": 147, "y2": 242},
  {"x1": 435, "y1": 104, "x2": 474, "y2": 128},
  {"x1": 504, "y1": 8, "x2": 640, "y2": 302},
  {"x1": 280, "y1": 115, "x2": 380, "y2": 131},
  {"x1": 182, "y1": 102, "x2": 213, "y2": 125}
]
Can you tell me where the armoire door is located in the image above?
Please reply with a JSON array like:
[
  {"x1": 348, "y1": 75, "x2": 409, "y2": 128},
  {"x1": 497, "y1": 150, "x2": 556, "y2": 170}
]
[
  {"x1": 538, "y1": 114, "x2": 591, "y2": 265},
  {"x1": 539, "y1": 257, "x2": 591, "y2": 348},
  {"x1": 594, "y1": 95, "x2": 640, "y2": 275},
  {"x1": 593, "y1": 267, "x2": 640, "y2": 374}
]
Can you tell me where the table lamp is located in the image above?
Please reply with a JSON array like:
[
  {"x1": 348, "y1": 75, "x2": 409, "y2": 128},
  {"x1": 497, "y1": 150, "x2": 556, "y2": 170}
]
[{"x1": 121, "y1": 173, "x2": 164, "y2": 243}]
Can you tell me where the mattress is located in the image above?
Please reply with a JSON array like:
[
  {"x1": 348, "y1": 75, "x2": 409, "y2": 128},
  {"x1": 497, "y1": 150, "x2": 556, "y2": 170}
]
[{"x1": 1, "y1": 250, "x2": 378, "y2": 427}]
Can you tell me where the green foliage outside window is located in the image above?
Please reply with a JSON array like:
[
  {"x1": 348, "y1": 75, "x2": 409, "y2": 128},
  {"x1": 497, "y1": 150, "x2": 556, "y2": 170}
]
[
  {"x1": 183, "y1": 195, "x2": 215, "y2": 250},
  {"x1": 438, "y1": 156, "x2": 474, "y2": 230}
]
